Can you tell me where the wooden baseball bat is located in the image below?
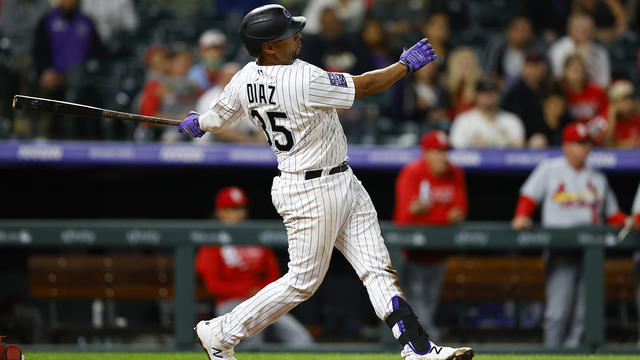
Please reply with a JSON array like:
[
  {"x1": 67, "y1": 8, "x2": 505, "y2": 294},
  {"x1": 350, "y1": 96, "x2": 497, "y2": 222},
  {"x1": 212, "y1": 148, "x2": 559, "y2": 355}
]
[{"x1": 12, "y1": 95, "x2": 182, "y2": 126}]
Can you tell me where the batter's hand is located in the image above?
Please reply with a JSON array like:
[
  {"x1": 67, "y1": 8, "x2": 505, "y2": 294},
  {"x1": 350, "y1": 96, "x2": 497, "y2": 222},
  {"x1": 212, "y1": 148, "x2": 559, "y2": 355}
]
[
  {"x1": 511, "y1": 216, "x2": 533, "y2": 231},
  {"x1": 399, "y1": 38, "x2": 436, "y2": 73},
  {"x1": 178, "y1": 111, "x2": 205, "y2": 138}
]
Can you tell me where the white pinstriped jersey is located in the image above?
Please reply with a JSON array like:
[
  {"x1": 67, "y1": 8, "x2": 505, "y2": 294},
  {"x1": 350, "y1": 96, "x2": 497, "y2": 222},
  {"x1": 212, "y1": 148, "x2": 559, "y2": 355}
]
[
  {"x1": 199, "y1": 59, "x2": 355, "y2": 172},
  {"x1": 520, "y1": 157, "x2": 620, "y2": 227}
]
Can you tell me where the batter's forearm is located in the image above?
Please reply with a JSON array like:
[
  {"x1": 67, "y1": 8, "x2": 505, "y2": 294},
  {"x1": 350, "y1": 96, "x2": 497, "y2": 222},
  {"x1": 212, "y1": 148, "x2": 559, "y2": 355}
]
[{"x1": 353, "y1": 63, "x2": 409, "y2": 99}]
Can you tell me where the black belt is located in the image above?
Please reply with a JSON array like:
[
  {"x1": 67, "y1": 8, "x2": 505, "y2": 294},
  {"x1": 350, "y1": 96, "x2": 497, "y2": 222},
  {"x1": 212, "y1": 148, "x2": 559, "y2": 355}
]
[{"x1": 304, "y1": 161, "x2": 349, "y2": 180}]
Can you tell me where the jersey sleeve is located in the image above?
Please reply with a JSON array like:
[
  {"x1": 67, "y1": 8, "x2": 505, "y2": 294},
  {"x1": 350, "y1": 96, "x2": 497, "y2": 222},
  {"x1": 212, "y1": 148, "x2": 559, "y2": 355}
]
[
  {"x1": 633, "y1": 185, "x2": 640, "y2": 215},
  {"x1": 520, "y1": 161, "x2": 549, "y2": 202},
  {"x1": 602, "y1": 176, "x2": 621, "y2": 218},
  {"x1": 307, "y1": 66, "x2": 355, "y2": 109},
  {"x1": 199, "y1": 73, "x2": 244, "y2": 132},
  {"x1": 453, "y1": 168, "x2": 468, "y2": 216}
]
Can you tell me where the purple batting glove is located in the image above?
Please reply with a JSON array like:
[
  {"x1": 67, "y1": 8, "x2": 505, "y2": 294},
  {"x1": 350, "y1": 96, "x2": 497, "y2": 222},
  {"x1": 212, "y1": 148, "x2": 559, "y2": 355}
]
[
  {"x1": 178, "y1": 111, "x2": 205, "y2": 138},
  {"x1": 399, "y1": 38, "x2": 437, "y2": 73}
]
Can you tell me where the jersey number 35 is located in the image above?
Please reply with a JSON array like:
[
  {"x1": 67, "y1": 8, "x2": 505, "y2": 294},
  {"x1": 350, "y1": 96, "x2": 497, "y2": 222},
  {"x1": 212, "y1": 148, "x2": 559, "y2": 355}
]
[{"x1": 251, "y1": 110, "x2": 294, "y2": 151}]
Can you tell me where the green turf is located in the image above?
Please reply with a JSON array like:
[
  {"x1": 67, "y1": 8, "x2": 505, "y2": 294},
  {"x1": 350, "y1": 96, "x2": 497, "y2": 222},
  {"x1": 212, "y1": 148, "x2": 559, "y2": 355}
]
[{"x1": 24, "y1": 354, "x2": 640, "y2": 360}]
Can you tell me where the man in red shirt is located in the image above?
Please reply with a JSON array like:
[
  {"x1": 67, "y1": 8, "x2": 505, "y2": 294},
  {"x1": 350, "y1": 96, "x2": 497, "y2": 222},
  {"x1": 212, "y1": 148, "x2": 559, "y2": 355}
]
[
  {"x1": 393, "y1": 130, "x2": 468, "y2": 341},
  {"x1": 195, "y1": 186, "x2": 313, "y2": 348}
]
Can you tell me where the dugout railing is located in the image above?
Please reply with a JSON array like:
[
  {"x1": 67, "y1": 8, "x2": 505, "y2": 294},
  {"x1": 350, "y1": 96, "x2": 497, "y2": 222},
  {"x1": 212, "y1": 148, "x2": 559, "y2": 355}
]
[{"x1": 0, "y1": 220, "x2": 638, "y2": 353}]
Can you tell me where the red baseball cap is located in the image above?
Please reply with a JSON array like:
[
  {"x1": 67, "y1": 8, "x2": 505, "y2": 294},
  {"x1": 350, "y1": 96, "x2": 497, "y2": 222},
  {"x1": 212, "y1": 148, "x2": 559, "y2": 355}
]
[
  {"x1": 421, "y1": 130, "x2": 450, "y2": 150},
  {"x1": 215, "y1": 186, "x2": 248, "y2": 210},
  {"x1": 562, "y1": 122, "x2": 591, "y2": 143}
]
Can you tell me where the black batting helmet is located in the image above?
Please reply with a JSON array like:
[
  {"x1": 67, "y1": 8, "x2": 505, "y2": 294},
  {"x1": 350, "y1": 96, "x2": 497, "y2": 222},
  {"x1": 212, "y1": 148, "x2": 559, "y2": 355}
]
[{"x1": 240, "y1": 4, "x2": 306, "y2": 57}]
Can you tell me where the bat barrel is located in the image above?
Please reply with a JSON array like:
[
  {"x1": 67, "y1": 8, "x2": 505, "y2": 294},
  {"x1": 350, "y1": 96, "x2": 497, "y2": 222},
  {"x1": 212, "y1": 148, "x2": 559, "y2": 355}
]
[{"x1": 12, "y1": 95, "x2": 182, "y2": 126}]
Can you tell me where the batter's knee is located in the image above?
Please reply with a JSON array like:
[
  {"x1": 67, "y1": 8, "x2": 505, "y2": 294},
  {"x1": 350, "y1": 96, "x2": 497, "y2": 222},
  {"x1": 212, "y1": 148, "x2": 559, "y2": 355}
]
[{"x1": 282, "y1": 272, "x2": 323, "y2": 302}]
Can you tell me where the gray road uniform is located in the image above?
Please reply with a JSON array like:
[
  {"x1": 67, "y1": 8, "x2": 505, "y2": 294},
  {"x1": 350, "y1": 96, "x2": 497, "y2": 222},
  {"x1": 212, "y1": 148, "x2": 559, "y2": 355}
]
[
  {"x1": 632, "y1": 185, "x2": 640, "y2": 346},
  {"x1": 519, "y1": 157, "x2": 622, "y2": 347}
]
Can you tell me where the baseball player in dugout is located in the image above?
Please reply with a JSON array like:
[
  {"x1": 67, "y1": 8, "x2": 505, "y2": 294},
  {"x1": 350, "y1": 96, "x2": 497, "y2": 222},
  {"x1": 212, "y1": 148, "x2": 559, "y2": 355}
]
[
  {"x1": 178, "y1": 4, "x2": 474, "y2": 360},
  {"x1": 195, "y1": 186, "x2": 314, "y2": 349},
  {"x1": 511, "y1": 122, "x2": 627, "y2": 348},
  {"x1": 629, "y1": 185, "x2": 640, "y2": 346},
  {"x1": 393, "y1": 130, "x2": 467, "y2": 342}
]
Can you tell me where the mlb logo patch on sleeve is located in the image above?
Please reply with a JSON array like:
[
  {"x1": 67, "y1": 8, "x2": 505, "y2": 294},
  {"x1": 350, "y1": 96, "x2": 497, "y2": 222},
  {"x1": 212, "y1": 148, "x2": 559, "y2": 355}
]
[{"x1": 328, "y1": 72, "x2": 347, "y2": 87}]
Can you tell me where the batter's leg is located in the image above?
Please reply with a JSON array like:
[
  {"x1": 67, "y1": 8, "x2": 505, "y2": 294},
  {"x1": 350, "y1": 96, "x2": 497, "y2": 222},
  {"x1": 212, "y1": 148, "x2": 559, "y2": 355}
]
[
  {"x1": 201, "y1": 174, "x2": 351, "y2": 352},
  {"x1": 335, "y1": 173, "x2": 473, "y2": 359},
  {"x1": 216, "y1": 300, "x2": 264, "y2": 349},
  {"x1": 334, "y1": 173, "x2": 404, "y2": 321},
  {"x1": 543, "y1": 253, "x2": 581, "y2": 347},
  {"x1": 268, "y1": 312, "x2": 314, "y2": 347}
]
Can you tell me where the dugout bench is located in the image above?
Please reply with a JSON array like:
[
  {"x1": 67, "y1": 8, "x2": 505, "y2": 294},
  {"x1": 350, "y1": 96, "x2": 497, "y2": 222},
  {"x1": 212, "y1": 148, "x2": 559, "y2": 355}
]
[
  {"x1": 0, "y1": 220, "x2": 638, "y2": 352},
  {"x1": 26, "y1": 254, "x2": 636, "y2": 342}
]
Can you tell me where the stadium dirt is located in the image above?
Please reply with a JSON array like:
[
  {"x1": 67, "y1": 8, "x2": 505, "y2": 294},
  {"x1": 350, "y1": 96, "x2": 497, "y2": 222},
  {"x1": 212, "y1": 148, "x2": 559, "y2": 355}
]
[{"x1": 24, "y1": 354, "x2": 640, "y2": 360}]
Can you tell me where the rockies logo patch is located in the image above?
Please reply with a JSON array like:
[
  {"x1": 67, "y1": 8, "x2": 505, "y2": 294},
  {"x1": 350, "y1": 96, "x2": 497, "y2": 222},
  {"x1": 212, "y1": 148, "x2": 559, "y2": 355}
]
[{"x1": 327, "y1": 72, "x2": 347, "y2": 87}]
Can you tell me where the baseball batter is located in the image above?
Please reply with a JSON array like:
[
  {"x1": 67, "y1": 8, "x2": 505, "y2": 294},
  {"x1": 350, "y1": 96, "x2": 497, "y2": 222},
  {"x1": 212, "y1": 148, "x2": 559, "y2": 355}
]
[
  {"x1": 178, "y1": 4, "x2": 473, "y2": 360},
  {"x1": 512, "y1": 122, "x2": 626, "y2": 347}
]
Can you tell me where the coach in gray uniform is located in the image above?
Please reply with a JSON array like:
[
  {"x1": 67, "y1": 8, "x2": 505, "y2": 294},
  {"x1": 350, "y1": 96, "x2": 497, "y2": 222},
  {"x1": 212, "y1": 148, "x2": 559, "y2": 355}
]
[
  {"x1": 629, "y1": 185, "x2": 640, "y2": 347},
  {"x1": 512, "y1": 122, "x2": 627, "y2": 348}
]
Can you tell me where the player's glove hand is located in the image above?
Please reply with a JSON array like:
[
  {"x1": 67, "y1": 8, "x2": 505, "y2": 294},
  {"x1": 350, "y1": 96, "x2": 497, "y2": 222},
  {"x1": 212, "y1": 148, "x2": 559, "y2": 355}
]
[
  {"x1": 178, "y1": 111, "x2": 205, "y2": 138},
  {"x1": 399, "y1": 38, "x2": 436, "y2": 73}
]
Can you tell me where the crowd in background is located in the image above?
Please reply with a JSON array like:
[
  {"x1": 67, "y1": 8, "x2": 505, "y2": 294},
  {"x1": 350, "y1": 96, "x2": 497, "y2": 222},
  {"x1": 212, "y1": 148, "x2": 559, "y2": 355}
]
[{"x1": 1, "y1": 0, "x2": 640, "y2": 148}]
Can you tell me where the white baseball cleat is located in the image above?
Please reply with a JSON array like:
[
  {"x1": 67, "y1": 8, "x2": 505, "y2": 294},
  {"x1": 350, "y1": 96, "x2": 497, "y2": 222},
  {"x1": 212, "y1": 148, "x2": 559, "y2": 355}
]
[
  {"x1": 195, "y1": 320, "x2": 237, "y2": 360},
  {"x1": 401, "y1": 341, "x2": 474, "y2": 360}
]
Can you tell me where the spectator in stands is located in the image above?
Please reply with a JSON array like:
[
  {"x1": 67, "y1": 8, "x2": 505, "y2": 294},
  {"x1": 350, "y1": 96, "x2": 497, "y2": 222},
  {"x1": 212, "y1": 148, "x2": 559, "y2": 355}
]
[
  {"x1": 572, "y1": 0, "x2": 628, "y2": 43},
  {"x1": 214, "y1": 0, "x2": 271, "y2": 16},
  {"x1": 420, "y1": 13, "x2": 451, "y2": 71},
  {"x1": 512, "y1": 122, "x2": 627, "y2": 348},
  {"x1": 195, "y1": 186, "x2": 314, "y2": 348},
  {"x1": 0, "y1": 0, "x2": 51, "y2": 137},
  {"x1": 527, "y1": 0, "x2": 572, "y2": 43},
  {"x1": 137, "y1": 47, "x2": 201, "y2": 141},
  {"x1": 600, "y1": 80, "x2": 640, "y2": 147},
  {"x1": 80, "y1": 0, "x2": 138, "y2": 42},
  {"x1": 194, "y1": 63, "x2": 265, "y2": 144},
  {"x1": 147, "y1": 0, "x2": 211, "y2": 18},
  {"x1": 393, "y1": 130, "x2": 467, "y2": 342},
  {"x1": 549, "y1": 14, "x2": 611, "y2": 87},
  {"x1": 450, "y1": 77, "x2": 525, "y2": 148},
  {"x1": 502, "y1": 51, "x2": 551, "y2": 146},
  {"x1": 396, "y1": 61, "x2": 449, "y2": 129},
  {"x1": 142, "y1": 44, "x2": 169, "y2": 82},
  {"x1": 370, "y1": 0, "x2": 431, "y2": 40},
  {"x1": 425, "y1": 0, "x2": 472, "y2": 37},
  {"x1": 483, "y1": 16, "x2": 541, "y2": 87},
  {"x1": 561, "y1": 54, "x2": 608, "y2": 140},
  {"x1": 533, "y1": 84, "x2": 574, "y2": 148},
  {"x1": 359, "y1": 17, "x2": 394, "y2": 72},
  {"x1": 445, "y1": 47, "x2": 481, "y2": 120},
  {"x1": 32, "y1": 0, "x2": 103, "y2": 138},
  {"x1": 299, "y1": 6, "x2": 367, "y2": 74},
  {"x1": 302, "y1": 0, "x2": 365, "y2": 34},
  {"x1": 189, "y1": 29, "x2": 227, "y2": 92}
]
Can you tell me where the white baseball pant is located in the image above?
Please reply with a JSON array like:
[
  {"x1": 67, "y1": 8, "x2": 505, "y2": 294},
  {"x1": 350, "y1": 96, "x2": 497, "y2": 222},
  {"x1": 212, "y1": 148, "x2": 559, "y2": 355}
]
[{"x1": 210, "y1": 168, "x2": 404, "y2": 347}]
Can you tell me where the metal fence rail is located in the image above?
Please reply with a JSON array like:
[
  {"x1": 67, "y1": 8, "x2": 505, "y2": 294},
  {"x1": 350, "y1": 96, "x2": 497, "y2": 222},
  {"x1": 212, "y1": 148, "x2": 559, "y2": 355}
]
[{"x1": 0, "y1": 220, "x2": 638, "y2": 352}]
